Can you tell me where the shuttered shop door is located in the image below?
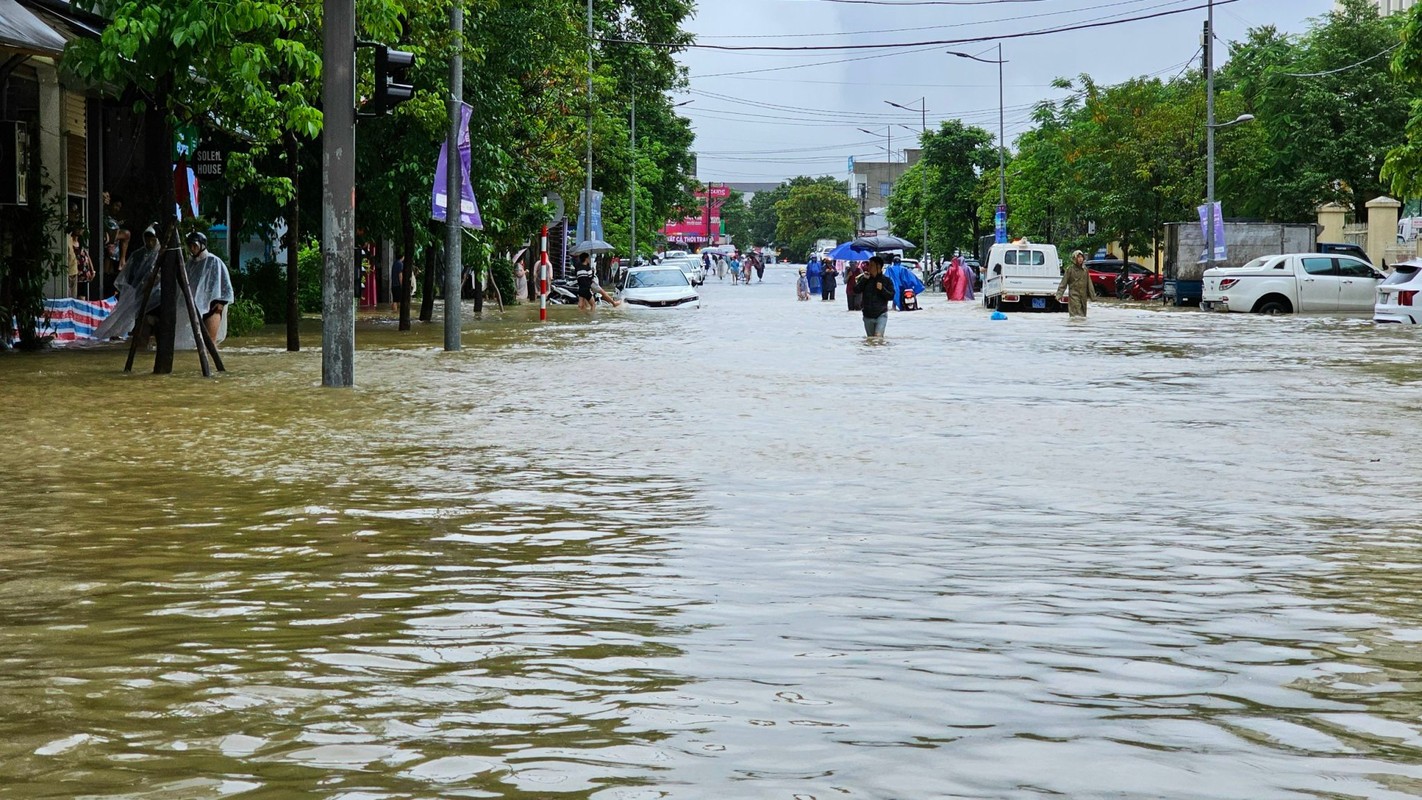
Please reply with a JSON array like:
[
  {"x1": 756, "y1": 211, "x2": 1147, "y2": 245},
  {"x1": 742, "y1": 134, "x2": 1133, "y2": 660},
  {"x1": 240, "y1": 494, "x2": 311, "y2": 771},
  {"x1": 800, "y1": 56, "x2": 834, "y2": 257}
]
[{"x1": 63, "y1": 93, "x2": 86, "y2": 196}]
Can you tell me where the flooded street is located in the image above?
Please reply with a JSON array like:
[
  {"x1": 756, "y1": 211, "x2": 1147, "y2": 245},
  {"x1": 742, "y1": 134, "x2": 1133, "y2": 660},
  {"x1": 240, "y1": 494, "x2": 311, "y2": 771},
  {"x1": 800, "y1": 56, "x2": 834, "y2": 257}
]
[{"x1": 4, "y1": 265, "x2": 1422, "y2": 799}]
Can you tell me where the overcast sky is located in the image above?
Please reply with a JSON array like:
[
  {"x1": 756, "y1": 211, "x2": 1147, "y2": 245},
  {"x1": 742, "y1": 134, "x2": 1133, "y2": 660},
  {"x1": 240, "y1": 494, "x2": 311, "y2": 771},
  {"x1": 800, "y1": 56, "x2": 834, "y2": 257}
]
[{"x1": 673, "y1": 0, "x2": 1337, "y2": 183}]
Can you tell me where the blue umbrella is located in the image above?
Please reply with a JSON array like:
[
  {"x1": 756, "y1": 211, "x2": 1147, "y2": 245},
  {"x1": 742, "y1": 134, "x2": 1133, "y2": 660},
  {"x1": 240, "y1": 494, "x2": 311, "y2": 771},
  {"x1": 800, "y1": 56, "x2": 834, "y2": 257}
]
[{"x1": 827, "y1": 242, "x2": 873, "y2": 261}]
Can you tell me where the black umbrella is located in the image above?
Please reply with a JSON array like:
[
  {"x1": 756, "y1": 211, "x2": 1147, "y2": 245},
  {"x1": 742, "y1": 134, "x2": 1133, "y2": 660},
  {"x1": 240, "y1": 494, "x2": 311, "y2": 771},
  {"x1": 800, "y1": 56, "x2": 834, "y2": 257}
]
[
  {"x1": 570, "y1": 239, "x2": 615, "y2": 256},
  {"x1": 850, "y1": 235, "x2": 916, "y2": 252}
]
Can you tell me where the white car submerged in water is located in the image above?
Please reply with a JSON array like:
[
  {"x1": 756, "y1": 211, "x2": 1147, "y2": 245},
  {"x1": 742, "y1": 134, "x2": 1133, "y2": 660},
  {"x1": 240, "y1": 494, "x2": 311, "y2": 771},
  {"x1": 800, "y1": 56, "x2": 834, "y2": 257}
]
[
  {"x1": 618, "y1": 266, "x2": 701, "y2": 309},
  {"x1": 1375, "y1": 259, "x2": 1422, "y2": 324}
]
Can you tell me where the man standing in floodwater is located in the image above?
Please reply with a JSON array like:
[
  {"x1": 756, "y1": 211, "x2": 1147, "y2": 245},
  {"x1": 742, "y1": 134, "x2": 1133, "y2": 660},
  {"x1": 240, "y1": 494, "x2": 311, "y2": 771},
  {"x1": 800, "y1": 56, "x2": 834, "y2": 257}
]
[
  {"x1": 856, "y1": 256, "x2": 896, "y2": 339},
  {"x1": 1056, "y1": 249, "x2": 1091, "y2": 318}
]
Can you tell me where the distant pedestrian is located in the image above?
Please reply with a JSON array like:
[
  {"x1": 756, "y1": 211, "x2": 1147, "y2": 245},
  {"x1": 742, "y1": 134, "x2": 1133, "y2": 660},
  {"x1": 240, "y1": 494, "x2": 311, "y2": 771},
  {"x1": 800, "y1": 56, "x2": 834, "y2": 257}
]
[
  {"x1": 943, "y1": 254, "x2": 966, "y2": 300},
  {"x1": 390, "y1": 251, "x2": 406, "y2": 313},
  {"x1": 821, "y1": 261, "x2": 838, "y2": 301},
  {"x1": 1057, "y1": 249, "x2": 1091, "y2": 318},
  {"x1": 844, "y1": 260, "x2": 864, "y2": 311},
  {"x1": 797, "y1": 268, "x2": 810, "y2": 301},
  {"x1": 754, "y1": 255, "x2": 765, "y2": 282},
  {"x1": 729, "y1": 255, "x2": 742, "y2": 284},
  {"x1": 806, "y1": 256, "x2": 823, "y2": 295},
  {"x1": 514, "y1": 260, "x2": 528, "y2": 303},
  {"x1": 856, "y1": 256, "x2": 896, "y2": 339}
]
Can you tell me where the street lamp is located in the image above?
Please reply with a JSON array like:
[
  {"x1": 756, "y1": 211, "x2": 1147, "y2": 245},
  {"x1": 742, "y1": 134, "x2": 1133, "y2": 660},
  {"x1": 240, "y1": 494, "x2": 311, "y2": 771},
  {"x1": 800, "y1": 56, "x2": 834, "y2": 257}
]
[
  {"x1": 949, "y1": 45, "x2": 1008, "y2": 240},
  {"x1": 857, "y1": 126, "x2": 892, "y2": 163},
  {"x1": 886, "y1": 98, "x2": 927, "y2": 260},
  {"x1": 1201, "y1": 0, "x2": 1254, "y2": 275}
]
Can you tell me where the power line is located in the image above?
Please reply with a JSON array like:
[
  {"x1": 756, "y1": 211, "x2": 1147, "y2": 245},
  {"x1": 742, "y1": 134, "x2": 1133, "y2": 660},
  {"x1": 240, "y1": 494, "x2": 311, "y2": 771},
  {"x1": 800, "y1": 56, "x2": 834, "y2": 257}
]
[
  {"x1": 607, "y1": 0, "x2": 1241, "y2": 52},
  {"x1": 692, "y1": 0, "x2": 1186, "y2": 40},
  {"x1": 1277, "y1": 43, "x2": 1400, "y2": 78}
]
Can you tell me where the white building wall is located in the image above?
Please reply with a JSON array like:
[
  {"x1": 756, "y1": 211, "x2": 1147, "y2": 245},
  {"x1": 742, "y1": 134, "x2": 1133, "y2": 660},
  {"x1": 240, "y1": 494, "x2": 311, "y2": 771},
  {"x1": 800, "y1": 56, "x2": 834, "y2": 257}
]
[{"x1": 1344, "y1": 0, "x2": 1419, "y2": 16}]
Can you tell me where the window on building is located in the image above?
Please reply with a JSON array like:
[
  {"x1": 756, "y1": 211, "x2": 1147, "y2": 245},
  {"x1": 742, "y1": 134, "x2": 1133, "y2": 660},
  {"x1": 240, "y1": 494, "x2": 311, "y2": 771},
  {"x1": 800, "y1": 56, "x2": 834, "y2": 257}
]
[{"x1": 880, "y1": 182, "x2": 890, "y2": 198}]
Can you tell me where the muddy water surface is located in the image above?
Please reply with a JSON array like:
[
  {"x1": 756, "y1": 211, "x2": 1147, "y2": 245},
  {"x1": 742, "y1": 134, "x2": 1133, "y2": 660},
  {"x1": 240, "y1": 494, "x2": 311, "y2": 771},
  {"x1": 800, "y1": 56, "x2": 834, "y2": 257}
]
[{"x1": 3, "y1": 268, "x2": 1422, "y2": 799}]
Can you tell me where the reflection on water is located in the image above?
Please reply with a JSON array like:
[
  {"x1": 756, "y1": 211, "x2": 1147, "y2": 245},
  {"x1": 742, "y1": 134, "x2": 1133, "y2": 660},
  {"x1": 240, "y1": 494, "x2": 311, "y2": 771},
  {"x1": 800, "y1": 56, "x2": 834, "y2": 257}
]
[{"x1": 3, "y1": 271, "x2": 1422, "y2": 798}]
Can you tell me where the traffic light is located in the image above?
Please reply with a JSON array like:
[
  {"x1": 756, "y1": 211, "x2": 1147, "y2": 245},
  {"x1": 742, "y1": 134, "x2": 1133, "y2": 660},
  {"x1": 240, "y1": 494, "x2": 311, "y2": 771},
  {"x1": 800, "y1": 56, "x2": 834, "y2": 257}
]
[{"x1": 374, "y1": 45, "x2": 415, "y2": 114}]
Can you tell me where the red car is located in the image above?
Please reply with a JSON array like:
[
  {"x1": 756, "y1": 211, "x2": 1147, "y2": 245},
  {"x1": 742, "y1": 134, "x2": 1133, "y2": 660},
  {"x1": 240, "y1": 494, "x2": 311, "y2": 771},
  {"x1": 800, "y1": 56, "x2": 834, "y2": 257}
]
[{"x1": 1086, "y1": 259, "x2": 1162, "y2": 297}]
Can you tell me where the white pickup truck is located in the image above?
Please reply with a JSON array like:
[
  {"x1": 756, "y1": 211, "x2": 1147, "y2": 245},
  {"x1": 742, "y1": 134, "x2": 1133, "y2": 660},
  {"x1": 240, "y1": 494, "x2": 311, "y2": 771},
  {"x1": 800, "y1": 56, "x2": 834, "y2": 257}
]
[{"x1": 1201, "y1": 253, "x2": 1385, "y2": 315}]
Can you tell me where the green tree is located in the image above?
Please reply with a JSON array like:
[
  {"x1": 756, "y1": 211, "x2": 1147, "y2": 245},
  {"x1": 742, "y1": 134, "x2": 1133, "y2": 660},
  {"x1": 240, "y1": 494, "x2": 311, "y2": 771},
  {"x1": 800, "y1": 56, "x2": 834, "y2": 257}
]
[
  {"x1": 775, "y1": 181, "x2": 855, "y2": 259},
  {"x1": 721, "y1": 190, "x2": 752, "y2": 249},
  {"x1": 1383, "y1": 1, "x2": 1422, "y2": 200},
  {"x1": 1230, "y1": 0, "x2": 1406, "y2": 220},
  {"x1": 888, "y1": 120, "x2": 994, "y2": 256},
  {"x1": 749, "y1": 176, "x2": 853, "y2": 251}
]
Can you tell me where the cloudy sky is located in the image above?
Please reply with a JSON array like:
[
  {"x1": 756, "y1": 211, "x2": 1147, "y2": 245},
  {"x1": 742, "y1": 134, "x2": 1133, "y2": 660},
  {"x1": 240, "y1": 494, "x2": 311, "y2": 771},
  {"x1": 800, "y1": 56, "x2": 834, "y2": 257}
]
[{"x1": 672, "y1": 0, "x2": 1337, "y2": 183}]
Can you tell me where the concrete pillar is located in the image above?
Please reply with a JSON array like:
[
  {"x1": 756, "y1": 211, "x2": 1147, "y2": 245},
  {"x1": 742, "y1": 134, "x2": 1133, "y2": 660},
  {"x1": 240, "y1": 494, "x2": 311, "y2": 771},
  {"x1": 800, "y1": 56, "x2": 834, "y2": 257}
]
[
  {"x1": 35, "y1": 62, "x2": 65, "y2": 298},
  {"x1": 1316, "y1": 202, "x2": 1347, "y2": 244},
  {"x1": 1366, "y1": 195, "x2": 1401, "y2": 268}
]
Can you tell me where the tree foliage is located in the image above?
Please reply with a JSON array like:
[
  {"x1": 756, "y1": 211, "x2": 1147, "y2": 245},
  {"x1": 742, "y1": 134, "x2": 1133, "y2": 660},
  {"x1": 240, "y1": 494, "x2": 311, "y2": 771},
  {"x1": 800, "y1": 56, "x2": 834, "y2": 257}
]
[
  {"x1": 993, "y1": 0, "x2": 1409, "y2": 265},
  {"x1": 775, "y1": 180, "x2": 855, "y2": 258},
  {"x1": 887, "y1": 120, "x2": 994, "y2": 256}
]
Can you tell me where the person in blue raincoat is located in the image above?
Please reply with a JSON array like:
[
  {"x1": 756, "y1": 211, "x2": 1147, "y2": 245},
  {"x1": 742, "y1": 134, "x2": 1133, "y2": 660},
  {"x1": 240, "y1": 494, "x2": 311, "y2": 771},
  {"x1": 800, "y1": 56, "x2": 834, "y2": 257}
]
[
  {"x1": 883, "y1": 257, "x2": 925, "y2": 311},
  {"x1": 806, "y1": 254, "x2": 823, "y2": 295}
]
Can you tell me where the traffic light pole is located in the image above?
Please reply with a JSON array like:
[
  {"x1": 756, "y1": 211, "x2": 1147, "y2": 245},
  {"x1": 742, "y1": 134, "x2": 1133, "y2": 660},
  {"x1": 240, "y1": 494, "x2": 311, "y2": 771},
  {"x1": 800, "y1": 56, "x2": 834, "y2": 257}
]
[{"x1": 321, "y1": 0, "x2": 355, "y2": 387}]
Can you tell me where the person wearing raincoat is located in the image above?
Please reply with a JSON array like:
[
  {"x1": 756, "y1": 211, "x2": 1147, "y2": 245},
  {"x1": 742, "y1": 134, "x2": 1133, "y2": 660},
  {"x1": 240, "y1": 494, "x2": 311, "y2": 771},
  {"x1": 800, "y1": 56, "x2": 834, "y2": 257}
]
[
  {"x1": 959, "y1": 255, "x2": 976, "y2": 301},
  {"x1": 183, "y1": 231, "x2": 235, "y2": 344},
  {"x1": 806, "y1": 255, "x2": 823, "y2": 296},
  {"x1": 92, "y1": 224, "x2": 161, "y2": 340},
  {"x1": 883, "y1": 258, "x2": 925, "y2": 311},
  {"x1": 942, "y1": 255, "x2": 966, "y2": 301},
  {"x1": 1056, "y1": 249, "x2": 1091, "y2": 318}
]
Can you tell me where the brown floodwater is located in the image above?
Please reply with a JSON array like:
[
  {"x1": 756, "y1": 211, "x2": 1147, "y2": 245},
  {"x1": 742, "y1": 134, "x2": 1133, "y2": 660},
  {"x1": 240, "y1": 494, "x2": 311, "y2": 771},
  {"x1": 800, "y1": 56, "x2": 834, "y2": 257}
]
[{"x1": 3, "y1": 269, "x2": 1422, "y2": 799}]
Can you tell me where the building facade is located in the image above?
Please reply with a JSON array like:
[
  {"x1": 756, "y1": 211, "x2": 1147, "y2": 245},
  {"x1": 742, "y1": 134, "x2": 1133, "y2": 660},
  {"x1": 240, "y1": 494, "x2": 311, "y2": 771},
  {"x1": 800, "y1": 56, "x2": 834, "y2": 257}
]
[
  {"x1": 1345, "y1": 0, "x2": 1418, "y2": 16},
  {"x1": 848, "y1": 149, "x2": 920, "y2": 234}
]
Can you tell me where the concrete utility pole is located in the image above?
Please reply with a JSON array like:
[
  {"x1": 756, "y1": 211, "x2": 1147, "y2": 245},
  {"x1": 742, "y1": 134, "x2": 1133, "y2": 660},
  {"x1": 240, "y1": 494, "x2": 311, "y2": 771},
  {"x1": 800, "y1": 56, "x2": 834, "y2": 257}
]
[
  {"x1": 584, "y1": 0, "x2": 594, "y2": 241},
  {"x1": 886, "y1": 98, "x2": 928, "y2": 256},
  {"x1": 444, "y1": 0, "x2": 463, "y2": 351},
  {"x1": 1205, "y1": 9, "x2": 1215, "y2": 272},
  {"x1": 321, "y1": 0, "x2": 355, "y2": 387},
  {"x1": 997, "y1": 42, "x2": 1005, "y2": 210},
  {"x1": 629, "y1": 80, "x2": 636, "y2": 262}
]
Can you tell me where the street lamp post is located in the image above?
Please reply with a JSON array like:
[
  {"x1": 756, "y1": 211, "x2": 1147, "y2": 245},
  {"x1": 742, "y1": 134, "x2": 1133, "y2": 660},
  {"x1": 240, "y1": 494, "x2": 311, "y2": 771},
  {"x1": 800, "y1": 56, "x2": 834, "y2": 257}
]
[
  {"x1": 857, "y1": 126, "x2": 892, "y2": 163},
  {"x1": 886, "y1": 99, "x2": 927, "y2": 260},
  {"x1": 949, "y1": 46, "x2": 1009, "y2": 239},
  {"x1": 1202, "y1": 0, "x2": 1254, "y2": 274}
]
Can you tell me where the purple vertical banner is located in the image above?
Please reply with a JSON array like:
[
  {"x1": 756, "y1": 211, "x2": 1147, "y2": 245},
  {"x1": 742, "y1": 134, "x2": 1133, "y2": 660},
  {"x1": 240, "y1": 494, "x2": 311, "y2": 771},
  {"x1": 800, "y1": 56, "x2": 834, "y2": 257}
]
[
  {"x1": 432, "y1": 103, "x2": 484, "y2": 229},
  {"x1": 1197, "y1": 202, "x2": 1226, "y2": 262}
]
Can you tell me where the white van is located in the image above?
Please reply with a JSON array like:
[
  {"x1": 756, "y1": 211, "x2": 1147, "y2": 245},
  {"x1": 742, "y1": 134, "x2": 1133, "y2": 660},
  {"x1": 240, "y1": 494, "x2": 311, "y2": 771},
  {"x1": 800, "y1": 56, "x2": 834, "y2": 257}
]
[
  {"x1": 1398, "y1": 217, "x2": 1422, "y2": 244},
  {"x1": 982, "y1": 241, "x2": 1065, "y2": 311}
]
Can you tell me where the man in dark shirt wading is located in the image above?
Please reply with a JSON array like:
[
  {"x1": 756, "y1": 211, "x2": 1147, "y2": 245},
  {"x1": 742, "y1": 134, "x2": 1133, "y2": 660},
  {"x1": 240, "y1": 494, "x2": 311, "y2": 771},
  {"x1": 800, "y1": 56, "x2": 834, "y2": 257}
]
[{"x1": 855, "y1": 256, "x2": 896, "y2": 339}]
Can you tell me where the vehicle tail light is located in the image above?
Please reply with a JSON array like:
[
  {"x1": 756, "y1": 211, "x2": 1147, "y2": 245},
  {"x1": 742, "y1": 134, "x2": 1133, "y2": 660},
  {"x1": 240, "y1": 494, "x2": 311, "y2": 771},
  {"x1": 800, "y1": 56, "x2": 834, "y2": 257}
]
[
  {"x1": 1401, "y1": 290, "x2": 1418, "y2": 307},
  {"x1": 1219, "y1": 278, "x2": 1239, "y2": 290}
]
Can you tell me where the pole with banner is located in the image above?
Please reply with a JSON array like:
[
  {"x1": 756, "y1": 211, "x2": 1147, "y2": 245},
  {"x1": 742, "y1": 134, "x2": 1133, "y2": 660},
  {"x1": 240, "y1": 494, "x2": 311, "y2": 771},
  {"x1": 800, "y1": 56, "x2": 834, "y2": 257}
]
[
  {"x1": 994, "y1": 204, "x2": 1008, "y2": 244},
  {"x1": 1197, "y1": 201, "x2": 1226, "y2": 263},
  {"x1": 538, "y1": 225, "x2": 551, "y2": 322}
]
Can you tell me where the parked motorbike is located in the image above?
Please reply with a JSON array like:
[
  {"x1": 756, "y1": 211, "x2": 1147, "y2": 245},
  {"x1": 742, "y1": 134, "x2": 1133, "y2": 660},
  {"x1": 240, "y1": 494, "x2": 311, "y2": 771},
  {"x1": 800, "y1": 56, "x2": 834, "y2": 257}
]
[
  {"x1": 1116, "y1": 274, "x2": 1164, "y2": 302},
  {"x1": 546, "y1": 277, "x2": 580, "y2": 304}
]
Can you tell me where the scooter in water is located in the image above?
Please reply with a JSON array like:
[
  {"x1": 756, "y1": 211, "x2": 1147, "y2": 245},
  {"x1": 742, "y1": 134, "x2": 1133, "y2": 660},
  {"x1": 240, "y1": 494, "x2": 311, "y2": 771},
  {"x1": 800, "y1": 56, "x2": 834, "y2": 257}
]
[{"x1": 1116, "y1": 273, "x2": 1164, "y2": 302}]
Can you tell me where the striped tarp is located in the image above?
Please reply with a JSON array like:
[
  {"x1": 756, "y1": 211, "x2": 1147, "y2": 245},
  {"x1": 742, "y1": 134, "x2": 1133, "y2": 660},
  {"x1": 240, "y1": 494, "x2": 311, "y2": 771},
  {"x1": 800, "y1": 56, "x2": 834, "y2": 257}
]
[{"x1": 8, "y1": 297, "x2": 117, "y2": 345}]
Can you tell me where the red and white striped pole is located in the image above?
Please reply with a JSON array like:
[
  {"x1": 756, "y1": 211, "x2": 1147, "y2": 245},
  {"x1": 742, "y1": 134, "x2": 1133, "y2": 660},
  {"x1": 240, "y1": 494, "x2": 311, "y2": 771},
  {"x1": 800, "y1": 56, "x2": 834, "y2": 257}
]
[{"x1": 538, "y1": 225, "x2": 551, "y2": 322}]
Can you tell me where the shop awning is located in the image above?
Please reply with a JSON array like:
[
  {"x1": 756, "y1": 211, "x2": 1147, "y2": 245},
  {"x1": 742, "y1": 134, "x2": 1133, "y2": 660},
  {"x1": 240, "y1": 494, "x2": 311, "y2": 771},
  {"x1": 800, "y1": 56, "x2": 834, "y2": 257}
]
[{"x1": 0, "y1": 0, "x2": 67, "y2": 57}]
